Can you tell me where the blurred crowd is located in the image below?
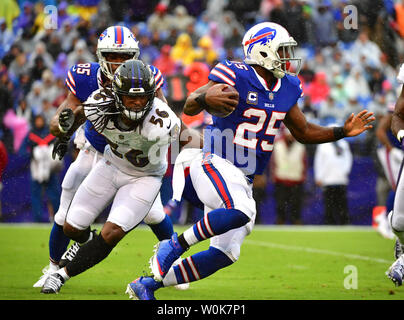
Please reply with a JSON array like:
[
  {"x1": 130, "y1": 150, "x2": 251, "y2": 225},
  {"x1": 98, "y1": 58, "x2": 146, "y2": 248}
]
[{"x1": 1, "y1": 0, "x2": 404, "y2": 224}]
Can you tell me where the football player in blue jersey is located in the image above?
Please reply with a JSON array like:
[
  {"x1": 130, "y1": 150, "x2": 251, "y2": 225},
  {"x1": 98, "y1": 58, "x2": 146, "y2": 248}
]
[
  {"x1": 386, "y1": 63, "x2": 404, "y2": 286},
  {"x1": 34, "y1": 26, "x2": 178, "y2": 288},
  {"x1": 126, "y1": 22, "x2": 375, "y2": 300}
]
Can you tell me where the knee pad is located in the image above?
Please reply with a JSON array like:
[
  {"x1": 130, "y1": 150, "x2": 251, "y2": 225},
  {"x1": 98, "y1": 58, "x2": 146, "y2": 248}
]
[
  {"x1": 143, "y1": 203, "x2": 165, "y2": 225},
  {"x1": 212, "y1": 240, "x2": 241, "y2": 263},
  {"x1": 390, "y1": 210, "x2": 404, "y2": 232}
]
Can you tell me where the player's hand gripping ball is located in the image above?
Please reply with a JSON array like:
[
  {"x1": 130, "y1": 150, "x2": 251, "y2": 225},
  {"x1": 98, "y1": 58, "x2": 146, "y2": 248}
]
[{"x1": 205, "y1": 84, "x2": 239, "y2": 117}]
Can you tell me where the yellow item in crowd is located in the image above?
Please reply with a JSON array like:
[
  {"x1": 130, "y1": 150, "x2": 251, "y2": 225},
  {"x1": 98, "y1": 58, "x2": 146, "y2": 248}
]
[
  {"x1": 170, "y1": 33, "x2": 196, "y2": 67},
  {"x1": 195, "y1": 35, "x2": 218, "y2": 65},
  {"x1": 0, "y1": 0, "x2": 20, "y2": 30},
  {"x1": 33, "y1": 2, "x2": 45, "y2": 32}
]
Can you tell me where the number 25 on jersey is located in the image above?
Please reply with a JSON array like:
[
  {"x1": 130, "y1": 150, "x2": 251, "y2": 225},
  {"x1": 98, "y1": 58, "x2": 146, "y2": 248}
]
[{"x1": 233, "y1": 108, "x2": 286, "y2": 152}]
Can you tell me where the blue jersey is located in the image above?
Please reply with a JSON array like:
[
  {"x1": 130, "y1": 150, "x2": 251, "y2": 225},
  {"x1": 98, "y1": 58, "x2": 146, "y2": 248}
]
[
  {"x1": 204, "y1": 60, "x2": 303, "y2": 177},
  {"x1": 65, "y1": 62, "x2": 165, "y2": 153}
]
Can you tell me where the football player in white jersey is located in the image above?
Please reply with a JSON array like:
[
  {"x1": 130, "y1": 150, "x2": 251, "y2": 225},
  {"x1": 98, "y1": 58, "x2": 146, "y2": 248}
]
[
  {"x1": 386, "y1": 64, "x2": 404, "y2": 286},
  {"x1": 34, "y1": 26, "x2": 177, "y2": 288},
  {"x1": 40, "y1": 59, "x2": 201, "y2": 294}
]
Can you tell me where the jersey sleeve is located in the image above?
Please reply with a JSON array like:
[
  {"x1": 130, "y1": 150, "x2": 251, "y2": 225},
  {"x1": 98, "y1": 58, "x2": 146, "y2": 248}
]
[
  {"x1": 208, "y1": 60, "x2": 237, "y2": 86},
  {"x1": 149, "y1": 65, "x2": 165, "y2": 90},
  {"x1": 288, "y1": 75, "x2": 304, "y2": 105},
  {"x1": 65, "y1": 63, "x2": 100, "y2": 102}
]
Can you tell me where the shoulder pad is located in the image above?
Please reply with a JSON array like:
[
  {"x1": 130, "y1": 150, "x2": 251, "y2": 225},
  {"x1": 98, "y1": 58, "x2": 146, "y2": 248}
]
[
  {"x1": 208, "y1": 60, "x2": 239, "y2": 86},
  {"x1": 149, "y1": 64, "x2": 165, "y2": 90},
  {"x1": 65, "y1": 62, "x2": 100, "y2": 102}
]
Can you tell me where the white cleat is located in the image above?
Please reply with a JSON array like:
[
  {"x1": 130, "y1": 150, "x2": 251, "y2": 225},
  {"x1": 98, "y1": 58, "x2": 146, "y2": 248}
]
[
  {"x1": 386, "y1": 254, "x2": 404, "y2": 286},
  {"x1": 33, "y1": 265, "x2": 60, "y2": 288},
  {"x1": 149, "y1": 243, "x2": 163, "y2": 282},
  {"x1": 40, "y1": 273, "x2": 65, "y2": 294},
  {"x1": 125, "y1": 284, "x2": 137, "y2": 300}
]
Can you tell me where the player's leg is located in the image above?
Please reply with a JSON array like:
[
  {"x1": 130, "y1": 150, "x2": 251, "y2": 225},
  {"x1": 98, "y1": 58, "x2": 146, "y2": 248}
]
[
  {"x1": 387, "y1": 159, "x2": 404, "y2": 285},
  {"x1": 127, "y1": 223, "x2": 251, "y2": 300},
  {"x1": 43, "y1": 174, "x2": 162, "y2": 293},
  {"x1": 150, "y1": 154, "x2": 255, "y2": 281},
  {"x1": 49, "y1": 150, "x2": 97, "y2": 262},
  {"x1": 40, "y1": 159, "x2": 116, "y2": 293},
  {"x1": 143, "y1": 193, "x2": 174, "y2": 241},
  {"x1": 164, "y1": 223, "x2": 249, "y2": 286}
]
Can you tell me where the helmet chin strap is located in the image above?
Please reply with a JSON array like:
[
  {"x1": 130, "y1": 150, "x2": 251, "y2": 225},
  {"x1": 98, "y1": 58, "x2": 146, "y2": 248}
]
[{"x1": 272, "y1": 69, "x2": 285, "y2": 79}]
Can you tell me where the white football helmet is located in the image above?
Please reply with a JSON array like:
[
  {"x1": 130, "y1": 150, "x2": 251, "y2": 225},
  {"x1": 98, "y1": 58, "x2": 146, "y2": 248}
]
[
  {"x1": 96, "y1": 26, "x2": 140, "y2": 80},
  {"x1": 242, "y1": 22, "x2": 301, "y2": 79}
]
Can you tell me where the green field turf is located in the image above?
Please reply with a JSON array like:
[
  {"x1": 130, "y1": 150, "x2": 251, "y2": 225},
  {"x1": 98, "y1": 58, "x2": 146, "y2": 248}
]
[{"x1": 0, "y1": 223, "x2": 403, "y2": 300}]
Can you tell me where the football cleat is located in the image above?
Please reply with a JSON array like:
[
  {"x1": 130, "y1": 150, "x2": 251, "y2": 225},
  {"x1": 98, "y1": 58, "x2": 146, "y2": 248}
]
[
  {"x1": 149, "y1": 232, "x2": 185, "y2": 281},
  {"x1": 386, "y1": 254, "x2": 404, "y2": 286},
  {"x1": 40, "y1": 273, "x2": 65, "y2": 294},
  {"x1": 394, "y1": 238, "x2": 404, "y2": 260},
  {"x1": 59, "y1": 230, "x2": 97, "y2": 268},
  {"x1": 59, "y1": 241, "x2": 80, "y2": 268},
  {"x1": 33, "y1": 264, "x2": 60, "y2": 287},
  {"x1": 125, "y1": 277, "x2": 162, "y2": 300}
]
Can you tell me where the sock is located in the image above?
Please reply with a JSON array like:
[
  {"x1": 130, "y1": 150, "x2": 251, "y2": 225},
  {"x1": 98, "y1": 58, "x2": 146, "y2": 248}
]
[
  {"x1": 49, "y1": 222, "x2": 71, "y2": 264},
  {"x1": 57, "y1": 267, "x2": 70, "y2": 282},
  {"x1": 148, "y1": 215, "x2": 174, "y2": 241},
  {"x1": 182, "y1": 208, "x2": 249, "y2": 247},
  {"x1": 48, "y1": 261, "x2": 60, "y2": 272},
  {"x1": 65, "y1": 234, "x2": 114, "y2": 278},
  {"x1": 163, "y1": 246, "x2": 233, "y2": 286}
]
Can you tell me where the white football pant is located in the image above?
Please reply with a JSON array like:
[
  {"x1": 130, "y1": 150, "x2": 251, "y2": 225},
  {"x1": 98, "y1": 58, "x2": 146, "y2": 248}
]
[
  {"x1": 54, "y1": 145, "x2": 166, "y2": 228},
  {"x1": 189, "y1": 152, "x2": 256, "y2": 262},
  {"x1": 65, "y1": 158, "x2": 162, "y2": 232}
]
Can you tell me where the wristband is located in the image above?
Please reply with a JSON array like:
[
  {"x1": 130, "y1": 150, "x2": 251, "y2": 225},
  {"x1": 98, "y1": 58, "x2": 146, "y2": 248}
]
[
  {"x1": 397, "y1": 129, "x2": 404, "y2": 143},
  {"x1": 333, "y1": 126, "x2": 346, "y2": 140},
  {"x1": 195, "y1": 92, "x2": 209, "y2": 110}
]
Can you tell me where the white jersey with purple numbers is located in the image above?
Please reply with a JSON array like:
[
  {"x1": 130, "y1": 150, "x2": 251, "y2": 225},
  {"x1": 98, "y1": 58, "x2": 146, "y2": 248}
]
[
  {"x1": 84, "y1": 89, "x2": 181, "y2": 177},
  {"x1": 65, "y1": 62, "x2": 164, "y2": 153},
  {"x1": 205, "y1": 60, "x2": 303, "y2": 178}
]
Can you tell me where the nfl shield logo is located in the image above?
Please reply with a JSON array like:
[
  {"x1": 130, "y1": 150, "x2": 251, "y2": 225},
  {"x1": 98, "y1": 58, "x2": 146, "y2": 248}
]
[{"x1": 268, "y1": 93, "x2": 274, "y2": 100}]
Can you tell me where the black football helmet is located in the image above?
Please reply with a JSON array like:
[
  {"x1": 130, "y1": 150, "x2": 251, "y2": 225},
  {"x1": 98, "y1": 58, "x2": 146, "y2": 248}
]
[{"x1": 112, "y1": 59, "x2": 156, "y2": 121}]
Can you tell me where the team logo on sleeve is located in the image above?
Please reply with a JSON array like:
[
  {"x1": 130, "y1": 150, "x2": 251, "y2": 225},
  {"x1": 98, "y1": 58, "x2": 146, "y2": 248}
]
[{"x1": 247, "y1": 91, "x2": 258, "y2": 105}]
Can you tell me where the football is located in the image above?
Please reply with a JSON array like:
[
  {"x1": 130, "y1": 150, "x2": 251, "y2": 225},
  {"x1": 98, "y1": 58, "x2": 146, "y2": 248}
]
[{"x1": 205, "y1": 84, "x2": 239, "y2": 118}]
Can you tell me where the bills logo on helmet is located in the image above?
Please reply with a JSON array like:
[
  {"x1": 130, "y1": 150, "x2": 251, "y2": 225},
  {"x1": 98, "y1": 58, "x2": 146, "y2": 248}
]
[{"x1": 244, "y1": 27, "x2": 277, "y2": 55}]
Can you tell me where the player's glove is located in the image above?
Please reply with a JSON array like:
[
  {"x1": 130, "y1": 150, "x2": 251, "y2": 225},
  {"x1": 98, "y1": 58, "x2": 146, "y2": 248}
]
[
  {"x1": 58, "y1": 108, "x2": 75, "y2": 134},
  {"x1": 52, "y1": 135, "x2": 70, "y2": 160}
]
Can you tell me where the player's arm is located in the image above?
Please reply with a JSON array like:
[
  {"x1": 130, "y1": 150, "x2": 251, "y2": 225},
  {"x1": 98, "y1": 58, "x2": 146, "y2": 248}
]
[
  {"x1": 391, "y1": 86, "x2": 404, "y2": 144},
  {"x1": 184, "y1": 80, "x2": 238, "y2": 116},
  {"x1": 156, "y1": 87, "x2": 168, "y2": 104},
  {"x1": 50, "y1": 92, "x2": 87, "y2": 160},
  {"x1": 179, "y1": 119, "x2": 203, "y2": 149},
  {"x1": 284, "y1": 104, "x2": 375, "y2": 144},
  {"x1": 376, "y1": 113, "x2": 394, "y2": 151},
  {"x1": 50, "y1": 91, "x2": 87, "y2": 137}
]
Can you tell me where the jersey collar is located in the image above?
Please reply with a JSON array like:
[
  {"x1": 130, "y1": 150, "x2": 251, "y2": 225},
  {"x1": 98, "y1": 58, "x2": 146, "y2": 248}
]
[{"x1": 251, "y1": 66, "x2": 282, "y2": 92}]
